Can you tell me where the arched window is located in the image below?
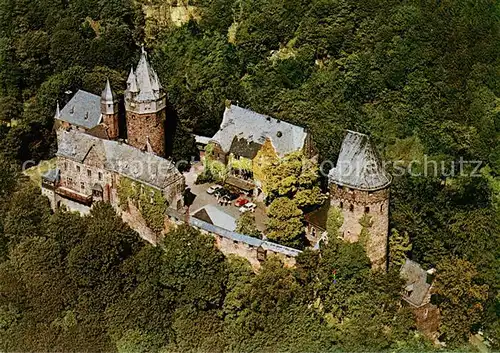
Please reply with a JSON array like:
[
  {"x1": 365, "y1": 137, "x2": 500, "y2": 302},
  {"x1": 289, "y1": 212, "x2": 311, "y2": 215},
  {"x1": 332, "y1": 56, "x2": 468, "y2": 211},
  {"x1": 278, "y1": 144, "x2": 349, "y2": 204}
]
[
  {"x1": 340, "y1": 201, "x2": 343, "y2": 209},
  {"x1": 349, "y1": 204, "x2": 354, "y2": 212},
  {"x1": 365, "y1": 206, "x2": 370, "y2": 213}
]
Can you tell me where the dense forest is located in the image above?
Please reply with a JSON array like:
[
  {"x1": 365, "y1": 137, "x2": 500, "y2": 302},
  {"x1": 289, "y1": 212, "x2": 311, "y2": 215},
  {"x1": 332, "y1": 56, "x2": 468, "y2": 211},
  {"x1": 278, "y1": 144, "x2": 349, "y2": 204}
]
[{"x1": 0, "y1": 0, "x2": 498, "y2": 351}]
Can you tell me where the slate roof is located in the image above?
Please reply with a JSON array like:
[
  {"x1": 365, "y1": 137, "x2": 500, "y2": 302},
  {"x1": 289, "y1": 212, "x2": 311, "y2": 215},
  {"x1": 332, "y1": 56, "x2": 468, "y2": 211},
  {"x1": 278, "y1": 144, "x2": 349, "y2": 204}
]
[
  {"x1": 400, "y1": 259, "x2": 433, "y2": 308},
  {"x1": 58, "y1": 90, "x2": 102, "y2": 130},
  {"x1": 56, "y1": 129, "x2": 183, "y2": 189},
  {"x1": 192, "y1": 205, "x2": 237, "y2": 232},
  {"x1": 329, "y1": 130, "x2": 391, "y2": 191},
  {"x1": 211, "y1": 105, "x2": 308, "y2": 157}
]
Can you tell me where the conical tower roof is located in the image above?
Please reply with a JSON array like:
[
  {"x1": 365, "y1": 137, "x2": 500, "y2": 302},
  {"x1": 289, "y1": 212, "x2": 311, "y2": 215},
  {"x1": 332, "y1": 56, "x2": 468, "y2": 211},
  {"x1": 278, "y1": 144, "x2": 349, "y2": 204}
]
[
  {"x1": 101, "y1": 79, "x2": 116, "y2": 102},
  {"x1": 328, "y1": 130, "x2": 391, "y2": 191},
  {"x1": 134, "y1": 46, "x2": 162, "y2": 101},
  {"x1": 54, "y1": 101, "x2": 61, "y2": 120},
  {"x1": 127, "y1": 67, "x2": 139, "y2": 93}
]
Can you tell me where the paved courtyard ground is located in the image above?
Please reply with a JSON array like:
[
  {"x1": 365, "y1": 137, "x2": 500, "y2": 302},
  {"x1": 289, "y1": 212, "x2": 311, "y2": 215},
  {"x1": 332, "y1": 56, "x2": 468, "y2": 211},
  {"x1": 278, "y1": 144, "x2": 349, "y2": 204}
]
[{"x1": 183, "y1": 163, "x2": 268, "y2": 232}]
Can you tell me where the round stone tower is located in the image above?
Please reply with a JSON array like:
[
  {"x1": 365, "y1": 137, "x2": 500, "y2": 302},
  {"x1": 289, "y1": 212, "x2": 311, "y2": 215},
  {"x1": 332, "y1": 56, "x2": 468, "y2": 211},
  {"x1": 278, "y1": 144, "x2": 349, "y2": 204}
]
[
  {"x1": 101, "y1": 79, "x2": 119, "y2": 139},
  {"x1": 328, "y1": 130, "x2": 392, "y2": 270},
  {"x1": 124, "y1": 47, "x2": 166, "y2": 156}
]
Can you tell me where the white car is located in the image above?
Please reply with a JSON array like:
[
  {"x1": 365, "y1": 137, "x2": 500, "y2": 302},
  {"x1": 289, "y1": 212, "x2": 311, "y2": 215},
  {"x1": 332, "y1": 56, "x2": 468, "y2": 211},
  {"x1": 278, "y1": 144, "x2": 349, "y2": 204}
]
[
  {"x1": 239, "y1": 202, "x2": 257, "y2": 213},
  {"x1": 206, "y1": 184, "x2": 223, "y2": 195}
]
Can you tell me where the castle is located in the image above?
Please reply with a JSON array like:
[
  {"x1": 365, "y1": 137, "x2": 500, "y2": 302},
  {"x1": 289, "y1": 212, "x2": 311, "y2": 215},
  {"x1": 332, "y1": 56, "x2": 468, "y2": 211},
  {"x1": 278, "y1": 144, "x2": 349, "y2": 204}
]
[
  {"x1": 41, "y1": 48, "x2": 391, "y2": 269},
  {"x1": 206, "y1": 107, "x2": 391, "y2": 268},
  {"x1": 207, "y1": 104, "x2": 317, "y2": 196},
  {"x1": 42, "y1": 48, "x2": 185, "y2": 216}
]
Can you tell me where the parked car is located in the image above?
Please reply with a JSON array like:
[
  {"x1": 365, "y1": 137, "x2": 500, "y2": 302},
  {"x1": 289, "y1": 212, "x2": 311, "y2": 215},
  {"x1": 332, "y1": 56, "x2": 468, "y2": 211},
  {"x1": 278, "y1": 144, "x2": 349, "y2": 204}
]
[
  {"x1": 234, "y1": 197, "x2": 249, "y2": 207},
  {"x1": 214, "y1": 188, "x2": 239, "y2": 201},
  {"x1": 239, "y1": 202, "x2": 257, "y2": 213},
  {"x1": 206, "y1": 184, "x2": 223, "y2": 195}
]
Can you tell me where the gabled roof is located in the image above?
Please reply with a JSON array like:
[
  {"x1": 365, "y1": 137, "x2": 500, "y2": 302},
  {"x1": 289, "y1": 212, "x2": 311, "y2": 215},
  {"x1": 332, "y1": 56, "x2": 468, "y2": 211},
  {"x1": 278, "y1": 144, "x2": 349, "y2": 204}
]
[
  {"x1": 328, "y1": 130, "x2": 391, "y2": 191},
  {"x1": 211, "y1": 105, "x2": 308, "y2": 157},
  {"x1": 400, "y1": 259, "x2": 434, "y2": 308},
  {"x1": 58, "y1": 90, "x2": 102, "y2": 130},
  {"x1": 192, "y1": 205, "x2": 237, "y2": 232},
  {"x1": 56, "y1": 129, "x2": 183, "y2": 189}
]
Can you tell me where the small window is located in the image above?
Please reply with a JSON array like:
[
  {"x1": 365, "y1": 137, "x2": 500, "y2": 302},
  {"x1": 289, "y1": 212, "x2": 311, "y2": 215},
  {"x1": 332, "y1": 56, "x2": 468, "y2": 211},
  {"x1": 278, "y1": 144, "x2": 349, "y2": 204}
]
[
  {"x1": 380, "y1": 204, "x2": 383, "y2": 212},
  {"x1": 364, "y1": 206, "x2": 370, "y2": 213},
  {"x1": 87, "y1": 169, "x2": 91, "y2": 177},
  {"x1": 80, "y1": 182, "x2": 85, "y2": 190},
  {"x1": 349, "y1": 204, "x2": 354, "y2": 212},
  {"x1": 98, "y1": 172, "x2": 103, "y2": 181},
  {"x1": 76, "y1": 166, "x2": 80, "y2": 172},
  {"x1": 64, "y1": 162, "x2": 67, "y2": 171},
  {"x1": 340, "y1": 201, "x2": 343, "y2": 209}
]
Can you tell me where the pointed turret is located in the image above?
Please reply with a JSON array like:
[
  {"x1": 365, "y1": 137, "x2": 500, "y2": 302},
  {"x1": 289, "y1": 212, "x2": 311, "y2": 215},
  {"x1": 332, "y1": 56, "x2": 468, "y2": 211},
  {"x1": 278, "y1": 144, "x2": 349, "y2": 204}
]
[
  {"x1": 125, "y1": 46, "x2": 167, "y2": 156},
  {"x1": 101, "y1": 79, "x2": 116, "y2": 103},
  {"x1": 101, "y1": 79, "x2": 118, "y2": 115},
  {"x1": 54, "y1": 101, "x2": 61, "y2": 120},
  {"x1": 100, "y1": 79, "x2": 119, "y2": 139},
  {"x1": 134, "y1": 47, "x2": 159, "y2": 101},
  {"x1": 127, "y1": 67, "x2": 139, "y2": 93}
]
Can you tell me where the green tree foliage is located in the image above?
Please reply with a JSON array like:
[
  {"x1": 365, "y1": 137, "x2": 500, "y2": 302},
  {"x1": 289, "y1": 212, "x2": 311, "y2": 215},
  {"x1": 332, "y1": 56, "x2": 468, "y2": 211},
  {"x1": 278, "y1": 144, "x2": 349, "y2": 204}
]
[
  {"x1": 106, "y1": 246, "x2": 173, "y2": 352},
  {"x1": 434, "y1": 258, "x2": 489, "y2": 345},
  {"x1": 2, "y1": 183, "x2": 51, "y2": 247},
  {"x1": 0, "y1": 0, "x2": 499, "y2": 349},
  {"x1": 0, "y1": 183, "x2": 438, "y2": 351},
  {"x1": 235, "y1": 211, "x2": 261, "y2": 237},
  {"x1": 266, "y1": 197, "x2": 304, "y2": 248},
  {"x1": 326, "y1": 205, "x2": 343, "y2": 238},
  {"x1": 389, "y1": 228, "x2": 412, "y2": 269},
  {"x1": 265, "y1": 151, "x2": 324, "y2": 208},
  {"x1": 160, "y1": 225, "x2": 227, "y2": 309},
  {"x1": 0, "y1": 0, "x2": 142, "y2": 163}
]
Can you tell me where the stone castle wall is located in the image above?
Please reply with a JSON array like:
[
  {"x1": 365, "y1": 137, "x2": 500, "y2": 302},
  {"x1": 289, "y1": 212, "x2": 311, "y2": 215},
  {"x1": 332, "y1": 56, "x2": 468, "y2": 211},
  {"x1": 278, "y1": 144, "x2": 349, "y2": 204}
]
[
  {"x1": 164, "y1": 210, "x2": 299, "y2": 270},
  {"x1": 126, "y1": 109, "x2": 166, "y2": 156},
  {"x1": 102, "y1": 113, "x2": 119, "y2": 139},
  {"x1": 329, "y1": 184, "x2": 390, "y2": 269}
]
